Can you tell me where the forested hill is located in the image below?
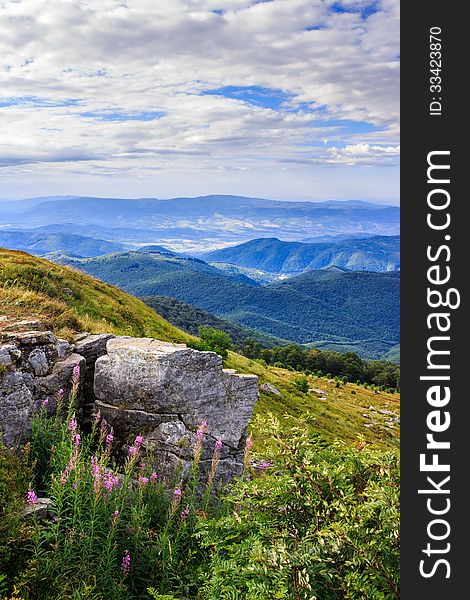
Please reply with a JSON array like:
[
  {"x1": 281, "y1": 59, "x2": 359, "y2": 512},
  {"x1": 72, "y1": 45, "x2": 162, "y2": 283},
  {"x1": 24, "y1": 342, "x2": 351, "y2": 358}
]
[
  {"x1": 203, "y1": 235, "x2": 400, "y2": 276},
  {"x1": 56, "y1": 251, "x2": 399, "y2": 359}
]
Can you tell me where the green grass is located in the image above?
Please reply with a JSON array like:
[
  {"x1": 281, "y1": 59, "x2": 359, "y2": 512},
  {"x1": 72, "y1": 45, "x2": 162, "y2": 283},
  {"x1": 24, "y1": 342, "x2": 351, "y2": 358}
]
[
  {"x1": 0, "y1": 248, "x2": 192, "y2": 343},
  {"x1": 0, "y1": 248, "x2": 399, "y2": 451}
]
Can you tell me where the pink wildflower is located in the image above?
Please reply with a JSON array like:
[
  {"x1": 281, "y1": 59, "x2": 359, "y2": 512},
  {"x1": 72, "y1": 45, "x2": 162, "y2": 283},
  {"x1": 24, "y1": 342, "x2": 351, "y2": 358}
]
[
  {"x1": 91, "y1": 455, "x2": 102, "y2": 494},
  {"x1": 215, "y1": 438, "x2": 223, "y2": 450},
  {"x1": 26, "y1": 489, "x2": 37, "y2": 505},
  {"x1": 74, "y1": 433, "x2": 81, "y2": 447},
  {"x1": 72, "y1": 363, "x2": 80, "y2": 383},
  {"x1": 134, "y1": 435, "x2": 143, "y2": 446},
  {"x1": 41, "y1": 398, "x2": 49, "y2": 408},
  {"x1": 138, "y1": 476, "x2": 149, "y2": 486},
  {"x1": 245, "y1": 437, "x2": 253, "y2": 449},
  {"x1": 68, "y1": 418, "x2": 77, "y2": 436},
  {"x1": 103, "y1": 470, "x2": 119, "y2": 493},
  {"x1": 260, "y1": 460, "x2": 271, "y2": 471},
  {"x1": 120, "y1": 550, "x2": 131, "y2": 577},
  {"x1": 112, "y1": 510, "x2": 119, "y2": 525},
  {"x1": 150, "y1": 471, "x2": 158, "y2": 482},
  {"x1": 105, "y1": 433, "x2": 114, "y2": 449},
  {"x1": 55, "y1": 388, "x2": 64, "y2": 405},
  {"x1": 127, "y1": 445, "x2": 138, "y2": 457},
  {"x1": 174, "y1": 488, "x2": 182, "y2": 499},
  {"x1": 180, "y1": 506, "x2": 190, "y2": 520}
]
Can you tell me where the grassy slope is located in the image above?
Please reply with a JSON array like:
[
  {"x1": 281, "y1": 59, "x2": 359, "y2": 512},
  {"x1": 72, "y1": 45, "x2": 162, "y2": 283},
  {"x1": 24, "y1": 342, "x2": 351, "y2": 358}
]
[
  {"x1": 0, "y1": 248, "x2": 191, "y2": 343},
  {"x1": 0, "y1": 248, "x2": 399, "y2": 450}
]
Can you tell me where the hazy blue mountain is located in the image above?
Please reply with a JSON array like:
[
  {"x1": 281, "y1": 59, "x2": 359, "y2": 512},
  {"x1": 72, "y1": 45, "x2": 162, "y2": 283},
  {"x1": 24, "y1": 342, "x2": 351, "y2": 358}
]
[
  {"x1": 203, "y1": 235, "x2": 400, "y2": 276},
  {"x1": 0, "y1": 229, "x2": 127, "y2": 257},
  {"x1": 0, "y1": 195, "x2": 400, "y2": 253},
  {"x1": 54, "y1": 251, "x2": 399, "y2": 359}
]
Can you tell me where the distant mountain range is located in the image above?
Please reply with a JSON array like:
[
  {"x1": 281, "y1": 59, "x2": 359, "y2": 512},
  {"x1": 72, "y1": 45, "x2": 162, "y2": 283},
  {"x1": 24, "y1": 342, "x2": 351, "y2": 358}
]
[
  {"x1": 55, "y1": 249, "x2": 400, "y2": 359},
  {"x1": 0, "y1": 230, "x2": 128, "y2": 257},
  {"x1": 0, "y1": 195, "x2": 400, "y2": 253},
  {"x1": 203, "y1": 235, "x2": 400, "y2": 279}
]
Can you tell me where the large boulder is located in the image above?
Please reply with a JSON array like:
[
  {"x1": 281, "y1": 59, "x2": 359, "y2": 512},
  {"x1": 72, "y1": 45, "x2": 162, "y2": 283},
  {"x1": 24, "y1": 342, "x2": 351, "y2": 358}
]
[{"x1": 94, "y1": 337, "x2": 259, "y2": 481}]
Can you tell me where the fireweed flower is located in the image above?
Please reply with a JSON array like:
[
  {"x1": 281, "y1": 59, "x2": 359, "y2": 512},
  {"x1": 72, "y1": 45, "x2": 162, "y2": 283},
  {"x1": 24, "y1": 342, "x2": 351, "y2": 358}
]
[
  {"x1": 103, "y1": 470, "x2": 119, "y2": 493},
  {"x1": 244, "y1": 436, "x2": 253, "y2": 472},
  {"x1": 150, "y1": 471, "x2": 158, "y2": 482},
  {"x1": 180, "y1": 506, "x2": 190, "y2": 520},
  {"x1": 194, "y1": 421, "x2": 208, "y2": 464},
  {"x1": 138, "y1": 476, "x2": 149, "y2": 486},
  {"x1": 127, "y1": 445, "x2": 138, "y2": 458},
  {"x1": 105, "y1": 433, "x2": 114, "y2": 450},
  {"x1": 208, "y1": 438, "x2": 223, "y2": 487},
  {"x1": 112, "y1": 510, "x2": 119, "y2": 525},
  {"x1": 171, "y1": 487, "x2": 182, "y2": 513},
  {"x1": 68, "y1": 418, "x2": 77, "y2": 436},
  {"x1": 26, "y1": 489, "x2": 37, "y2": 505},
  {"x1": 55, "y1": 388, "x2": 65, "y2": 408},
  {"x1": 120, "y1": 550, "x2": 131, "y2": 577},
  {"x1": 60, "y1": 456, "x2": 75, "y2": 485},
  {"x1": 91, "y1": 455, "x2": 102, "y2": 494},
  {"x1": 260, "y1": 460, "x2": 271, "y2": 471},
  {"x1": 74, "y1": 433, "x2": 81, "y2": 448},
  {"x1": 41, "y1": 398, "x2": 49, "y2": 408},
  {"x1": 134, "y1": 435, "x2": 143, "y2": 446},
  {"x1": 72, "y1": 363, "x2": 81, "y2": 385}
]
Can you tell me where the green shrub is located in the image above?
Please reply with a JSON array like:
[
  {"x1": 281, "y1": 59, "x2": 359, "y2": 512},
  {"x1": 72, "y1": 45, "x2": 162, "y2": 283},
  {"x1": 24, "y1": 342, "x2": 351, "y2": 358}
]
[
  {"x1": 293, "y1": 376, "x2": 309, "y2": 393},
  {"x1": 189, "y1": 326, "x2": 233, "y2": 359},
  {"x1": 198, "y1": 415, "x2": 400, "y2": 600}
]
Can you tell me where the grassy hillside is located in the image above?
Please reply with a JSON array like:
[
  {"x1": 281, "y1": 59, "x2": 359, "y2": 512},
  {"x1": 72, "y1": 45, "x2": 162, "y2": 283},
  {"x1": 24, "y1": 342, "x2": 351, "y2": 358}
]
[
  {"x1": 0, "y1": 248, "x2": 191, "y2": 343},
  {"x1": 0, "y1": 248, "x2": 399, "y2": 450},
  {"x1": 56, "y1": 252, "x2": 399, "y2": 359}
]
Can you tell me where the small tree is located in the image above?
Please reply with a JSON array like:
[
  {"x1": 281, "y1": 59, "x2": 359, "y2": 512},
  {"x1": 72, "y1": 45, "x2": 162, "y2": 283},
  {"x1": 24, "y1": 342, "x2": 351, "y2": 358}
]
[{"x1": 192, "y1": 326, "x2": 233, "y2": 359}]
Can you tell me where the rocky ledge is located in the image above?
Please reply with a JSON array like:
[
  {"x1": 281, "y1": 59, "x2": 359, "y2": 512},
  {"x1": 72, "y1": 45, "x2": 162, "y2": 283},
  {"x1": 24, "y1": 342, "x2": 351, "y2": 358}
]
[{"x1": 0, "y1": 325, "x2": 258, "y2": 482}]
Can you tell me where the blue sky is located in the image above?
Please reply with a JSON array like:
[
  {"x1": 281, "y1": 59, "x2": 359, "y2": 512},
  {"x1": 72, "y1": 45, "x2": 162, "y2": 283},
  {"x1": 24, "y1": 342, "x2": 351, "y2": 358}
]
[{"x1": 0, "y1": 0, "x2": 399, "y2": 203}]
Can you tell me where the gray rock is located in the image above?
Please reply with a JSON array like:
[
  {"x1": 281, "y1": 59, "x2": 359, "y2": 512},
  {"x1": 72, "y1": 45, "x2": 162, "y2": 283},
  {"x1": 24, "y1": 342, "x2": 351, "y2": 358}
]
[
  {"x1": 94, "y1": 336, "x2": 258, "y2": 481},
  {"x1": 2, "y1": 319, "x2": 42, "y2": 332},
  {"x1": 0, "y1": 370, "x2": 35, "y2": 446},
  {"x1": 0, "y1": 328, "x2": 84, "y2": 445},
  {"x1": 260, "y1": 383, "x2": 283, "y2": 396},
  {"x1": 28, "y1": 348, "x2": 50, "y2": 376}
]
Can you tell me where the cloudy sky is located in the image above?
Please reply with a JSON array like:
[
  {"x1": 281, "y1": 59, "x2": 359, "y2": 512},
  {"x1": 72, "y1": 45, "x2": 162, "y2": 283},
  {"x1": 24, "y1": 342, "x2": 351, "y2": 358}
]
[{"x1": 0, "y1": 0, "x2": 399, "y2": 203}]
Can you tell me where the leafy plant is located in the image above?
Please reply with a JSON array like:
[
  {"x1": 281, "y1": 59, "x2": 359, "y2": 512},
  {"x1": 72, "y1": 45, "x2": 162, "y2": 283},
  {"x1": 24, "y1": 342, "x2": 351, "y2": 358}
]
[{"x1": 198, "y1": 415, "x2": 399, "y2": 600}]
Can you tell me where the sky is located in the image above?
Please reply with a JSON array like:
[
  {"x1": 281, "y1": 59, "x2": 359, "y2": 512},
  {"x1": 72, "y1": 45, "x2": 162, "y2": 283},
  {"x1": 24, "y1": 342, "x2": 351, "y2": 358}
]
[{"x1": 0, "y1": 0, "x2": 399, "y2": 203}]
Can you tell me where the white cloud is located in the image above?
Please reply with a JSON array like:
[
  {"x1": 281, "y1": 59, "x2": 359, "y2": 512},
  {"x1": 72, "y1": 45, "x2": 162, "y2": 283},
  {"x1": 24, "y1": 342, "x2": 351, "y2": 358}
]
[{"x1": 0, "y1": 0, "x2": 399, "y2": 199}]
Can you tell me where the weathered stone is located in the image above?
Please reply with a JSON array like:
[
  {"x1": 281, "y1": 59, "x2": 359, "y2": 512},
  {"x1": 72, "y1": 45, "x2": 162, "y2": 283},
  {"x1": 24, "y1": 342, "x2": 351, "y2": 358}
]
[
  {"x1": 56, "y1": 339, "x2": 71, "y2": 360},
  {"x1": 28, "y1": 348, "x2": 50, "y2": 376},
  {"x1": 260, "y1": 383, "x2": 282, "y2": 396},
  {"x1": 94, "y1": 336, "x2": 258, "y2": 481},
  {"x1": 0, "y1": 329, "x2": 84, "y2": 444},
  {"x1": 2, "y1": 319, "x2": 42, "y2": 332},
  {"x1": 0, "y1": 344, "x2": 21, "y2": 367},
  {"x1": 75, "y1": 333, "x2": 115, "y2": 403},
  {"x1": 0, "y1": 370, "x2": 35, "y2": 446}
]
